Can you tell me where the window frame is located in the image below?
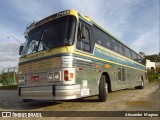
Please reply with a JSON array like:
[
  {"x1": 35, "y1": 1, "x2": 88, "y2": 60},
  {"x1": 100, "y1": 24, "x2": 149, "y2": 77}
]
[
  {"x1": 131, "y1": 51, "x2": 138, "y2": 61},
  {"x1": 76, "y1": 21, "x2": 92, "y2": 53},
  {"x1": 93, "y1": 25, "x2": 112, "y2": 50},
  {"x1": 123, "y1": 45, "x2": 132, "y2": 58},
  {"x1": 112, "y1": 38, "x2": 124, "y2": 55},
  {"x1": 21, "y1": 15, "x2": 76, "y2": 56}
]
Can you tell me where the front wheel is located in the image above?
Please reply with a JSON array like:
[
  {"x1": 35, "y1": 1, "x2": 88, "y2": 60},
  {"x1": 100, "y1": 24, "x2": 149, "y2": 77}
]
[{"x1": 98, "y1": 75, "x2": 107, "y2": 102}]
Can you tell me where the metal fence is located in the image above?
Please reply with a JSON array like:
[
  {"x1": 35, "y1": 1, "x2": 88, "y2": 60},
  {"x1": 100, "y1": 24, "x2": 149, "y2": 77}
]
[{"x1": 0, "y1": 66, "x2": 18, "y2": 86}]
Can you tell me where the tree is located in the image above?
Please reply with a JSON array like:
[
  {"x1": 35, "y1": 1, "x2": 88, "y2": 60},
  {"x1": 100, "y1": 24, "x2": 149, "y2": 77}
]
[{"x1": 139, "y1": 52, "x2": 145, "y2": 57}]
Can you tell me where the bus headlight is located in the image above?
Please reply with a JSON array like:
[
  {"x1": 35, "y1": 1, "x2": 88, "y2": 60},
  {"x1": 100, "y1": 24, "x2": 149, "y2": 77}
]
[
  {"x1": 48, "y1": 73, "x2": 53, "y2": 81},
  {"x1": 18, "y1": 76, "x2": 25, "y2": 84},
  {"x1": 48, "y1": 71, "x2": 61, "y2": 82},
  {"x1": 54, "y1": 72, "x2": 60, "y2": 80}
]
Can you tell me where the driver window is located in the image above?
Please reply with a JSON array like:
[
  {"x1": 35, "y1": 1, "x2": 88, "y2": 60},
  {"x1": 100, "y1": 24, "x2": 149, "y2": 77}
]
[{"x1": 76, "y1": 25, "x2": 91, "y2": 52}]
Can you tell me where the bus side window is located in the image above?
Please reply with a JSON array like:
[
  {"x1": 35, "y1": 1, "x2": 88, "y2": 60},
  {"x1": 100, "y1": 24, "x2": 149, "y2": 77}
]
[
  {"x1": 93, "y1": 25, "x2": 112, "y2": 49},
  {"x1": 77, "y1": 25, "x2": 91, "y2": 52},
  {"x1": 131, "y1": 51, "x2": 138, "y2": 61},
  {"x1": 141, "y1": 57, "x2": 145, "y2": 65},
  {"x1": 138, "y1": 55, "x2": 145, "y2": 65},
  {"x1": 137, "y1": 55, "x2": 141, "y2": 63},
  {"x1": 112, "y1": 38, "x2": 124, "y2": 55},
  {"x1": 123, "y1": 45, "x2": 132, "y2": 58}
]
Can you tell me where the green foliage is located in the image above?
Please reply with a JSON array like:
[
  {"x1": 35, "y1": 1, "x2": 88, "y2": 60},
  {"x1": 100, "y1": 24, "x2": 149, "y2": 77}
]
[
  {"x1": 148, "y1": 73, "x2": 160, "y2": 81},
  {"x1": 0, "y1": 74, "x2": 2, "y2": 83},
  {"x1": 145, "y1": 54, "x2": 160, "y2": 62},
  {"x1": 0, "y1": 73, "x2": 17, "y2": 85}
]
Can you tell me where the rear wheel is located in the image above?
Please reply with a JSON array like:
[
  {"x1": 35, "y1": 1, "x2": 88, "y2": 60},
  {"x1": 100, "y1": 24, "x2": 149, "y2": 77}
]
[
  {"x1": 135, "y1": 79, "x2": 144, "y2": 89},
  {"x1": 98, "y1": 75, "x2": 107, "y2": 102},
  {"x1": 23, "y1": 99, "x2": 31, "y2": 102}
]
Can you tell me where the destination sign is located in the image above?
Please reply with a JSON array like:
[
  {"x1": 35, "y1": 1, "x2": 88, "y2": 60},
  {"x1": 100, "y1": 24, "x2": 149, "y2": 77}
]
[{"x1": 35, "y1": 10, "x2": 70, "y2": 27}]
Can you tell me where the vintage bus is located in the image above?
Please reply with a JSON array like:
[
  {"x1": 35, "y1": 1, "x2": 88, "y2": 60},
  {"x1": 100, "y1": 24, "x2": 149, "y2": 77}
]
[{"x1": 18, "y1": 10, "x2": 147, "y2": 102}]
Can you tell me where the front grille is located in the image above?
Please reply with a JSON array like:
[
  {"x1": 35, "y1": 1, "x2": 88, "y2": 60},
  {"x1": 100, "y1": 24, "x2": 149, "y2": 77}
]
[{"x1": 19, "y1": 57, "x2": 62, "y2": 74}]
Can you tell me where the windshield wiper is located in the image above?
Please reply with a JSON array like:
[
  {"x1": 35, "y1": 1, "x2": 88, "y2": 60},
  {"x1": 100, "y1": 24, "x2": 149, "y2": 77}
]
[
  {"x1": 40, "y1": 33, "x2": 49, "y2": 50},
  {"x1": 41, "y1": 41, "x2": 49, "y2": 50}
]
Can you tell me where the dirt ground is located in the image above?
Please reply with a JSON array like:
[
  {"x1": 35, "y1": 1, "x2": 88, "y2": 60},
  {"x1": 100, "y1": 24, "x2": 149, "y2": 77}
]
[{"x1": 0, "y1": 80, "x2": 159, "y2": 120}]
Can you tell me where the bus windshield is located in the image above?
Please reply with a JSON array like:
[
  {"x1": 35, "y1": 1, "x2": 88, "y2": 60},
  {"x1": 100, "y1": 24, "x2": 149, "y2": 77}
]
[{"x1": 21, "y1": 16, "x2": 76, "y2": 56}]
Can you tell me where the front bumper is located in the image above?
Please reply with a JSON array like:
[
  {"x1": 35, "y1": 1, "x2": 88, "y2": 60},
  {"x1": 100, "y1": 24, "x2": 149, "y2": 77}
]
[{"x1": 18, "y1": 84, "x2": 81, "y2": 100}]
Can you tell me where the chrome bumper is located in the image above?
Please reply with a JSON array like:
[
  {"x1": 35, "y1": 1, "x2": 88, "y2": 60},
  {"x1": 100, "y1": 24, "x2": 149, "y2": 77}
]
[{"x1": 18, "y1": 84, "x2": 80, "y2": 100}]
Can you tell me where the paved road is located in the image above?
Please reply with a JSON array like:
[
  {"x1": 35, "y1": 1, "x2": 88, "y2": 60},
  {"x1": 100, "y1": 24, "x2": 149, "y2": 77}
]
[{"x1": 0, "y1": 81, "x2": 159, "y2": 112}]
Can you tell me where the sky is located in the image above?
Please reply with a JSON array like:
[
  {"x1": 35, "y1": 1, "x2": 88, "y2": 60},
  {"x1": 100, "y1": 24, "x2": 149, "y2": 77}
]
[{"x1": 0, "y1": 0, "x2": 159, "y2": 73}]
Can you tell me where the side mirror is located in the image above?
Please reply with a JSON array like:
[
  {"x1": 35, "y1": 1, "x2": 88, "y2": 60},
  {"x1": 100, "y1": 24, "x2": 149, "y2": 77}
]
[
  {"x1": 19, "y1": 45, "x2": 24, "y2": 55},
  {"x1": 80, "y1": 26, "x2": 86, "y2": 39}
]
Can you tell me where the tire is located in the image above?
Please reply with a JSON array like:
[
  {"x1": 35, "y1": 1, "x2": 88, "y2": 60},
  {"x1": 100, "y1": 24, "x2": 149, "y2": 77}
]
[
  {"x1": 98, "y1": 75, "x2": 107, "y2": 102},
  {"x1": 23, "y1": 99, "x2": 31, "y2": 102},
  {"x1": 135, "y1": 79, "x2": 144, "y2": 89}
]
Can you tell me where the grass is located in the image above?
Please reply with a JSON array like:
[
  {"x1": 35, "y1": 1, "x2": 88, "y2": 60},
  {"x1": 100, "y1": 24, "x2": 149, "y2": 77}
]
[{"x1": 0, "y1": 85, "x2": 17, "y2": 90}]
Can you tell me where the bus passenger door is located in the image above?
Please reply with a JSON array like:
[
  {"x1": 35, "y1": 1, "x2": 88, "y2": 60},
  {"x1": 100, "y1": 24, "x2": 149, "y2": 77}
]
[
  {"x1": 118, "y1": 68, "x2": 125, "y2": 81},
  {"x1": 117, "y1": 67, "x2": 127, "y2": 89}
]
